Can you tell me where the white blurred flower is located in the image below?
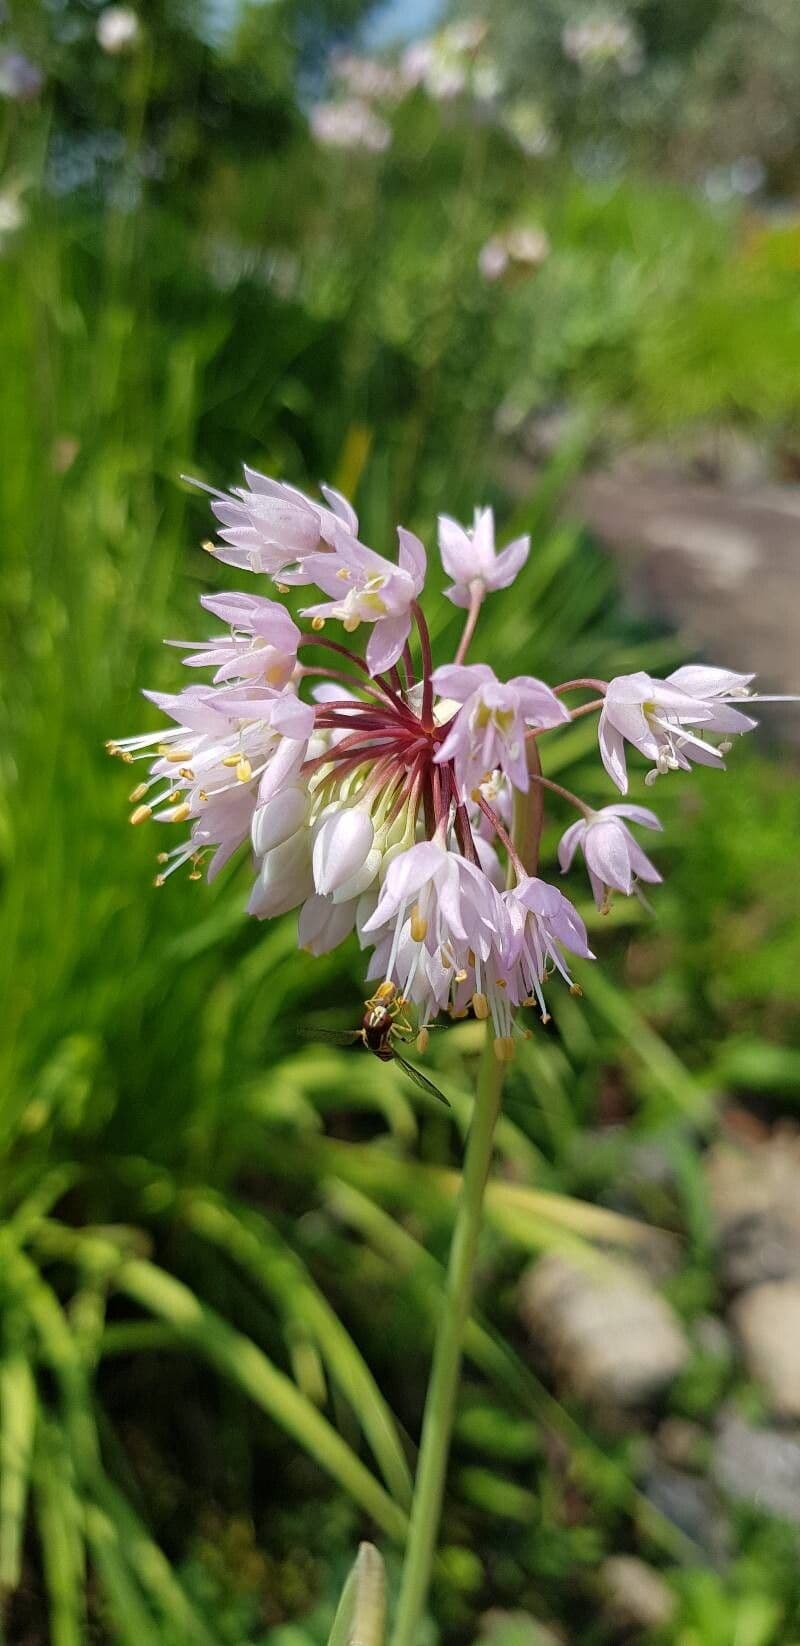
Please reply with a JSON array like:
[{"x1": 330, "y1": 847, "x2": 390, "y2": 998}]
[
  {"x1": 562, "y1": 15, "x2": 643, "y2": 75},
  {"x1": 330, "y1": 53, "x2": 402, "y2": 103},
  {"x1": 478, "y1": 226, "x2": 550, "y2": 282},
  {"x1": 97, "y1": 6, "x2": 140, "y2": 54},
  {"x1": 310, "y1": 99, "x2": 391, "y2": 154}
]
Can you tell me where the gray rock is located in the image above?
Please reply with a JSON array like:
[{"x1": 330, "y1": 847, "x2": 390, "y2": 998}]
[
  {"x1": 519, "y1": 1253, "x2": 690, "y2": 1409},
  {"x1": 600, "y1": 1556, "x2": 676, "y2": 1632},
  {"x1": 643, "y1": 1465, "x2": 729, "y2": 1561},
  {"x1": 731, "y1": 1280, "x2": 800, "y2": 1418},
  {"x1": 706, "y1": 1131, "x2": 800, "y2": 1291},
  {"x1": 712, "y1": 1413, "x2": 800, "y2": 1523}
]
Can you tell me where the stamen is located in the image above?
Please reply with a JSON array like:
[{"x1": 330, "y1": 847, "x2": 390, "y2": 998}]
[
  {"x1": 410, "y1": 905, "x2": 428, "y2": 942},
  {"x1": 493, "y1": 1036, "x2": 515, "y2": 1063},
  {"x1": 311, "y1": 616, "x2": 326, "y2": 632},
  {"x1": 128, "y1": 783, "x2": 148, "y2": 802},
  {"x1": 472, "y1": 991, "x2": 489, "y2": 1020},
  {"x1": 130, "y1": 805, "x2": 152, "y2": 826}
]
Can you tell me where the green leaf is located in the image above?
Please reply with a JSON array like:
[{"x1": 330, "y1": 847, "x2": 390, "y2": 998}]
[
  {"x1": 0, "y1": 1349, "x2": 36, "y2": 1591},
  {"x1": 34, "y1": 1421, "x2": 86, "y2": 1646},
  {"x1": 182, "y1": 1190, "x2": 413, "y2": 1508},
  {"x1": 113, "y1": 1257, "x2": 408, "y2": 1543}
]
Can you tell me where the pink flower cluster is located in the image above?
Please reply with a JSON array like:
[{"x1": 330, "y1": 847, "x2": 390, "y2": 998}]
[{"x1": 110, "y1": 468, "x2": 789, "y2": 1060}]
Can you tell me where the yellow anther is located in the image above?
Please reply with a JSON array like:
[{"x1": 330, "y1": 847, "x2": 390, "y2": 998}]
[
  {"x1": 415, "y1": 1028, "x2": 430, "y2": 1055},
  {"x1": 311, "y1": 616, "x2": 326, "y2": 632},
  {"x1": 449, "y1": 1008, "x2": 469, "y2": 1020},
  {"x1": 121, "y1": 752, "x2": 134, "y2": 764},
  {"x1": 410, "y1": 906, "x2": 428, "y2": 943},
  {"x1": 336, "y1": 567, "x2": 351, "y2": 581},
  {"x1": 235, "y1": 756, "x2": 253, "y2": 783},
  {"x1": 198, "y1": 790, "x2": 209, "y2": 803},
  {"x1": 265, "y1": 665, "x2": 286, "y2": 685},
  {"x1": 105, "y1": 741, "x2": 119, "y2": 755},
  {"x1": 179, "y1": 767, "x2": 195, "y2": 780},
  {"x1": 522, "y1": 1028, "x2": 533, "y2": 1040},
  {"x1": 276, "y1": 582, "x2": 290, "y2": 595},
  {"x1": 374, "y1": 980, "x2": 397, "y2": 1002},
  {"x1": 130, "y1": 805, "x2": 152, "y2": 826},
  {"x1": 128, "y1": 782, "x2": 148, "y2": 802},
  {"x1": 496, "y1": 978, "x2": 507, "y2": 990},
  {"x1": 493, "y1": 1036, "x2": 515, "y2": 1063},
  {"x1": 202, "y1": 539, "x2": 216, "y2": 553},
  {"x1": 188, "y1": 870, "x2": 202, "y2": 881},
  {"x1": 156, "y1": 852, "x2": 169, "y2": 863},
  {"x1": 222, "y1": 753, "x2": 241, "y2": 767},
  {"x1": 472, "y1": 992, "x2": 490, "y2": 1021},
  {"x1": 153, "y1": 874, "x2": 165, "y2": 887},
  {"x1": 569, "y1": 984, "x2": 583, "y2": 997},
  {"x1": 343, "y1": 615, "x2": 360, "y2": 633},
  {"x1": 454, "y1": 969, "x2": 468, "y2": 984},
  {"x1": 467, "y1": 949, "x2": 476, "y2": 967},
  {"x1": 166, "y1": 748, "x2": 193, "y2": 763},
  {"x1": 165, "y1": 790, "x2": 182, "y2": 805},
  {"x1": 170, "y1": 803, "x2": 191, "y2": 823},
  {"x1": 470, "y1": 788, "x2": 482, "y2": 803}
]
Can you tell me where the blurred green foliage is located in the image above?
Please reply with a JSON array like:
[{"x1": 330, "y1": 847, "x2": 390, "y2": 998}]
[{"x1": 1, "y1": 1, "x2": 800, "y2": 1642}]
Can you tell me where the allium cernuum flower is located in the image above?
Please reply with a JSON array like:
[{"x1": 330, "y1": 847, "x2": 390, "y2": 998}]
[
  {"x1": 111, "y1": 460, "x2": 794, "y2": 1065},
  {"x1": 433, "y1": 664, "x2": 567, "y2": 792},
  {"x1": 558, "y1": 805, "x2": 662, "y2": 909},
  {"x1": 438, "y1": 508, "x2": 529, "y2": 608}
]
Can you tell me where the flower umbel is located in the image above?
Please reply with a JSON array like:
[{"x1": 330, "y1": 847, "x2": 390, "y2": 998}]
[{"x1": 111, "y1": 464, "x2": 796, "y2": 1059}]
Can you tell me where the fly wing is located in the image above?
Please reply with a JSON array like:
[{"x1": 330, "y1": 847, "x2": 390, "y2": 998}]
[
  {"x1": 296, "y1": 1026, "x2": 362, "y2": 1047},
  {"x1": 392, "y1": 1054, "x2": 451, "y2": 1109}
]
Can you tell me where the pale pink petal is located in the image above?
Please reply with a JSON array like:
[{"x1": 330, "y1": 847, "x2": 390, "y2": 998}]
[
  {"x1": 489, "y1": 533, "x2": 529, "y2": 591},
  {"x1": 598, "y1": 712, "x2": 629, "y2": 792},
  {"x1": 366, "y1": 612, "x2": 411, "y2": 675}
]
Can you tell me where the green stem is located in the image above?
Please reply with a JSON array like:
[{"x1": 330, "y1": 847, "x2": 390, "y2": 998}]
[{"x1": 389, "y1": 1029, "x2": 505, "y2": 1646}]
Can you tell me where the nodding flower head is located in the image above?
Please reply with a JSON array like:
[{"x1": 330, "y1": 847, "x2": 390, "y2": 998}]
[{"x1": 111, "y1": 462, "x2": 795, "y2": 1067}]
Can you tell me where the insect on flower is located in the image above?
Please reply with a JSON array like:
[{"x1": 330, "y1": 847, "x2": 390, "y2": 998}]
[{"x1": 298, "y1": 982, "x2": 451, "y2": 1106}]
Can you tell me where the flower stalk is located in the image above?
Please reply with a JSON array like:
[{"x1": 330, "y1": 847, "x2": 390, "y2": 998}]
[{"x1": 389, "y1": 1024, "x2": 505, "y2": 1646}]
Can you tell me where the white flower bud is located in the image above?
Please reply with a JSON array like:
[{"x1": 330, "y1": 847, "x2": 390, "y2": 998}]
[
  {"x1": 312, "y1": 808, "x2": 374, "y2": 897},
  {"x1": 251, "y1": 786, "x2": 308, "y2": 857},
  {"x1": 248, "y1": 830, "x2": 312, "y2": 919}
]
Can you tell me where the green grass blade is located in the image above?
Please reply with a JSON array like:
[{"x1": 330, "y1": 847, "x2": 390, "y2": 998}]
[
  {"x1": 113, "y1": 1257, "x2": 408, "y2": 1543},
  {"x1": 327, "y1": 1181, "x2": 696, "y2": 1562},
  {"x1": 92, "y1": 1475, "x2": 220, "y2": 1646},
  {"x1": 34, "y1": 1423, "x2": 86, "y2": 1646},
  {"x1": 182, "y1": 1191, "x2": 413, "y2": 1508},
  {"x1": 85, "y1": 1503, "x2": 162, "y2": 1646},
  {"x1": 575, "y1": 962, "x2": 713, "y2": 1122},
  {"x1": 0, "y1": 1349, "x2": 36, "y2": 1593}
]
